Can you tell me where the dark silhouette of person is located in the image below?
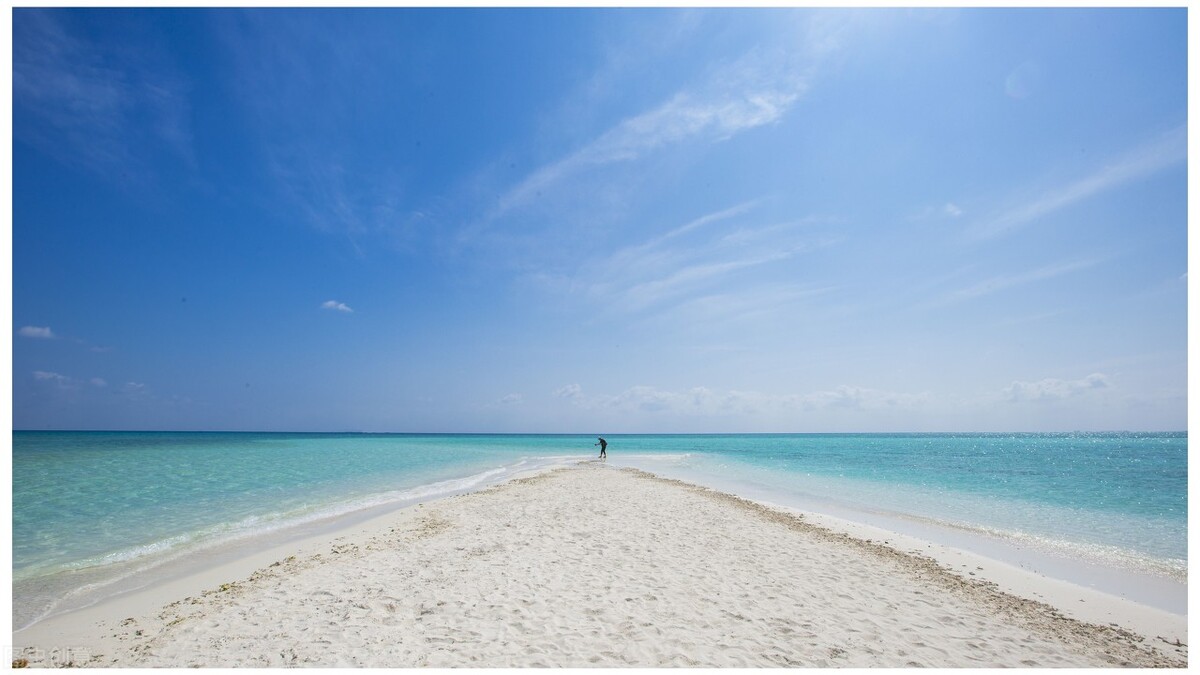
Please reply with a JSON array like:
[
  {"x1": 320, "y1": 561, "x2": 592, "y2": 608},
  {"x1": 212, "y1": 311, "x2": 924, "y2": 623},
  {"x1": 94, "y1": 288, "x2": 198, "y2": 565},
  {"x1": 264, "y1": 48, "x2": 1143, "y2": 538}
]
[{"x1": 595, "y1": 437, "x2": 607, "y2": 460}]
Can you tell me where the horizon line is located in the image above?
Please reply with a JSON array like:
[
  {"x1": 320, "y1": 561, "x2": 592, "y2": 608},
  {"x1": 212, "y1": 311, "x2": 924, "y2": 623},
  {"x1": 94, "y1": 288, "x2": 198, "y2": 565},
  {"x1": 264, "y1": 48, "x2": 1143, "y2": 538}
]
[{"x1": 12, "y1": 428, "x2": 1187, "y2": 436}]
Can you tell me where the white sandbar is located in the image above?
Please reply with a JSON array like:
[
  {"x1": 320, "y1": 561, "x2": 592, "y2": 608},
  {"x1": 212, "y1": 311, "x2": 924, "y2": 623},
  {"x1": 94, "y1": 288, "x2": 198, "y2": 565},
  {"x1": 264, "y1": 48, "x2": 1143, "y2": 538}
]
[{"x1": 11, "y1": 463, "x2": 1187, "y2": 667}]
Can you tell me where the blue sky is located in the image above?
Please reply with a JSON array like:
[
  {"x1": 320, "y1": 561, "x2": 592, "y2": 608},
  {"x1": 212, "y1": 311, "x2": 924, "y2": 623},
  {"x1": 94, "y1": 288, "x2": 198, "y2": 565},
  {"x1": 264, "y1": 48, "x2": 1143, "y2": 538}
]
[{"x1": 12, "y1": 8, "x2": 1187, "y2": 432}]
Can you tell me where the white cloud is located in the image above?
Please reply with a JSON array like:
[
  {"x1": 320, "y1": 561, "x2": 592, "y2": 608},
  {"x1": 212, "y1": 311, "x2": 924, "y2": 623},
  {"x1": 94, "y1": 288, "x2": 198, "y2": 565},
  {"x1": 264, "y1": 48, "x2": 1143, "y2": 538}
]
[
  {"x1": 483, "y1": 15, "x2": 843, "y2": 226},
  {"x1": 559, "y1": 383, "x2": 927, "y2": 417},
  {"x1": 493, "y1": 85, "x2": 804, "y2": 222},
  {"x1": 791, "y1": 385, "x2": 929, "y2": 411},
  {"x1": 34, "y1": 370, "x2": 69, "y2": 383},
  {"x1": 32, "y1": 371, "x2": 154, "y2": 399},
  {"x1": 943, "y1": 202, "x2": 963, "y2": 217},
  {"x1": 971, "y1": 126, "x2": 1186, "y2": 240},
  {"x1": 498, "y1": 393, "x2": 523, "y2": 405},
  {"x1": 19, "y1": 326, "x2": 55, "y2": 339},
  {"x1": 1003, "y1": 373, "x2": 1111, "y2": 402},
  {"x1": 321, "y1": 300, "x2": 354, "y2": 313},
  {"x1": 32, "y1": 370, "x2": 109, "y2": 391},
  {"x1": 554, "y1": 384, "x2": 583, "y2": 400}
]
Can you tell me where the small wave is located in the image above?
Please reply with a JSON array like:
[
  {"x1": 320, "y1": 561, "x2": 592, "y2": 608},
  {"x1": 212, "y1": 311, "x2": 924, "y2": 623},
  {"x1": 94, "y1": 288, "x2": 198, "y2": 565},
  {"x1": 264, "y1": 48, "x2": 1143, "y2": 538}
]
[{"x1": 931, "y1": 518, "x2": 1188, "y2": 580}]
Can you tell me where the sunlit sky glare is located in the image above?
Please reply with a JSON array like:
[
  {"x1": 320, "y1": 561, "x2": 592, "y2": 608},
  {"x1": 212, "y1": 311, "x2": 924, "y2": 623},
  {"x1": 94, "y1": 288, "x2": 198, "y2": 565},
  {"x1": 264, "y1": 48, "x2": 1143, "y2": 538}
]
[{"x1": 12, "y1": 8, "x2": 1188, "y2": 432}]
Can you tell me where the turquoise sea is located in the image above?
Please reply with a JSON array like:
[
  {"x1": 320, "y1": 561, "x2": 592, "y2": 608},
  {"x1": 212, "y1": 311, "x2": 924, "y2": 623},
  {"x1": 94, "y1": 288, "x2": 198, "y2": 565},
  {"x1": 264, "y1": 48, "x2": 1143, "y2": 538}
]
[{"x1": 12, "y1": 431, "x2": 1187, "y2": 630}]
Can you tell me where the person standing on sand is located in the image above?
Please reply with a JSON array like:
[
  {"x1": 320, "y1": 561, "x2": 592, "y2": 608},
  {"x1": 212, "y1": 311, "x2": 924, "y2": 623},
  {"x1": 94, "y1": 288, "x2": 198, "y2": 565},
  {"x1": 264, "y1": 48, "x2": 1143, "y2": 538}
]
[{"x1": 595, "y1": 437, "x2": 607, "y2": 460}]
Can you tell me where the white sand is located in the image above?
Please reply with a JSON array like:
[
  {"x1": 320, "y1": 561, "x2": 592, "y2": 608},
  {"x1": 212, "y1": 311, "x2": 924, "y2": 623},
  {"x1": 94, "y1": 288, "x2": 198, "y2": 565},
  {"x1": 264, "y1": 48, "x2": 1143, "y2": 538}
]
[{"x1": 12, "y1": 463, "x2": 1188, "y2": 667}]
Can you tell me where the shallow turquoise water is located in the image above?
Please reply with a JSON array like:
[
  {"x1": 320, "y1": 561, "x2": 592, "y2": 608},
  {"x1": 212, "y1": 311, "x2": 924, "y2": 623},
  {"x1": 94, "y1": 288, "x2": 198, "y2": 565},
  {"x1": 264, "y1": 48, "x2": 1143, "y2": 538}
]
[
  {"x1": 13, "y1": 432, "x2": 582, "y2": 581},
  {"x1": 604, "y1": 433, "x2": 1187, "y2": 576},
  {"x1": 12, "y1": 431, "x2": 1186, "y2": 627}
]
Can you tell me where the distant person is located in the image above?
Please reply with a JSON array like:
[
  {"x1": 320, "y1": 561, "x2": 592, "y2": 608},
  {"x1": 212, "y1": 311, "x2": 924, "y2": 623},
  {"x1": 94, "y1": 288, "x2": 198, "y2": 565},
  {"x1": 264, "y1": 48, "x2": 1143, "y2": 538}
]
[{"x1": 595, "y1": 437, "x2": 607, "y2": 460}]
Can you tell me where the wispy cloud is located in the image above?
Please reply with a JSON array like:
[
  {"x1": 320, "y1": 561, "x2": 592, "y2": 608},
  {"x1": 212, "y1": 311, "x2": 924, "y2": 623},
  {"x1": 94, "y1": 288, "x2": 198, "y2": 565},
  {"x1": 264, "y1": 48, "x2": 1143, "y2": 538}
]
[
  {"x1": 607, "y1": 200, "x2": 761, "y2": 270},
  {"x1": 970, "y1": 126, "x2": 1186, "y2": 240},
  {"x1": 266, "y1": 153, "x2": 414, "y2": 257},
  {"x1": 570, "y1": 201, "x2": 837, "y2": 316},
  {"x1": 497, "y1": 393, "x2": 523, "y2": 406},
  {"x1": 493, "y1": 86, "x2": 801, "y2": 221},
  {"x1": 791, "y1": 385, "x2": 931, "y2": 411},
  {"x1": 927, "y1": 258, "x2": 1102, "y2": 308},
  {"x1": 18, "y1": 326, "x2": 55, "y2": 339},
  {"x1": 217, "y1": 11, "x2": 417, "y2": 255},
  {"x1": 619, "y1": 252, "x2": 791, "y2": 312},
  {"x1": 478, "y1": 14, "x2": 845, "y2": 231},
  {"x1": 666, "y1": 284, "x2": 838, "y2": 327},
  {"x1": 321, "y1": 300, "x2": 354, "y2": 313},
  {"x1": 554, "y1": 384, "x2": 584, "y2": 400},
  {"x1": 544, "y1": 11, "x2": 708, "y2": 145},
  {"x1": 1003, "y1": 373, "x2": 1110, "y2": 402},
  {"x1": 13, "y1": 9, "x2": 194, "y2": 179}
]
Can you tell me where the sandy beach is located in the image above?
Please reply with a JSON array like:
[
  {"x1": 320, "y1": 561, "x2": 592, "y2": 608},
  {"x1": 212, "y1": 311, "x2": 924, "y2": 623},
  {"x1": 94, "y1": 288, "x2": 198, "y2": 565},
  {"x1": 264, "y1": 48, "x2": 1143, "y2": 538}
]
[{"x1": 12, "y1": 463, "x2": 1187, "y2": 667}]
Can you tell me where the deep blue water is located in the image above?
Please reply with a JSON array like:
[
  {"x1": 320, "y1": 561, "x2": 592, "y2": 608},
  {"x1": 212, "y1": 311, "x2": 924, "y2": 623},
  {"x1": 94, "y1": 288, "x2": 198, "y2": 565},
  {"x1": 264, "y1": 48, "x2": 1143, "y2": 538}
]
[{"x1": 12, "y1": 431, "x2": 1186, "y2": 628}]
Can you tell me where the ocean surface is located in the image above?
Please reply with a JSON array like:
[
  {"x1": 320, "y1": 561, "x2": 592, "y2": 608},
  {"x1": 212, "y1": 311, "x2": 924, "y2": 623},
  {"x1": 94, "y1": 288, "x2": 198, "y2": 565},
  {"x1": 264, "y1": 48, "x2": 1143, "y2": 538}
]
[{"x1": 12, "y1": 431, "x2": 1187, "y2": 630}]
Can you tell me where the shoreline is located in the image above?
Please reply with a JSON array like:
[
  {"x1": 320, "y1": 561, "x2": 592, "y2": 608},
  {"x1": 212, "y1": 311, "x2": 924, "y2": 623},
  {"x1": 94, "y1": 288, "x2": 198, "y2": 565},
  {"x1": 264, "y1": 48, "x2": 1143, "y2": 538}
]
[
  {"x1": 605, "y1": 456, "x2": 1187, "y2": 613},
  {"x1": 17, "y1": 453, "x2": 1185, "y2": 631},
  {"x1": 12, "y1": 462, "x2": 1186, "y2": 667},
  {"x1": 665, "y1": 472, "x2": 1187, "y2": 610},
  {"x1": 12, "y1": 457, "x2": 581, "y2": 633}
]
